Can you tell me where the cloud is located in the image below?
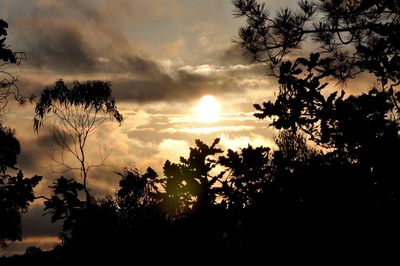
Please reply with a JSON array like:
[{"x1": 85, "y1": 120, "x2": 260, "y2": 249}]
[
  {"x1": 158, "y1": 139, "x2": 190, "y2": 162},
  {"x1": 22, "y1": 204, "x2": 62, "y2": 238},
  {"x1": 219, "y1": 133, "x2": 276, "y2": 151},
  {"x1": 113, "y1": 68, "x2": 208, "y2": 102},
  {"x1": 17, "y1": 20, "x2": 97, "y2": 74},
  {"x1": 212, "y1": 44, "x2": 250, "y2": 66},
  {"x1": 9, "y1": 0, "x2": 131, "y2": 74},
  {"x1": 162, "y1": 125, "x2": 254, "y2": 135},
  {"x1": 6, "y1": 0, "x2": 270, "y2": 104},
  {"x1": 3, "y1": 236, "x2": 60, "y2": 256}
]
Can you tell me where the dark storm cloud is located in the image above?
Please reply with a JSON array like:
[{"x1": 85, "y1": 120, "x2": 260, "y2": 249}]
[
  {"x1": 123, "y1": 56, "x2": 164, "y2": 77},
  {"x1": 17, "y1": 130, "x2": 54, "y2": 172},
  {"x1": 9, "y1": 0, "x2": 130, "y2": 75},
  {"x1": 19, "y1": 23, "x2": 97, "y2": 74},
  {"x1": 113, "y1": 69, "x2": 208, "y2": 102}
]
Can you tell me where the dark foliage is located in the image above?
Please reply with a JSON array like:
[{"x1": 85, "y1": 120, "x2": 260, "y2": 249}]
[
  {"x1": 0, "y1": 19, "x2": 31, "y2": 111},
  {"x1": 0, "y1": 126, "x2": 20, "y2": 174},
  {"x1": 43, "y1": 177, "x2": 84, "y2": 233},
  {"x1": 160, "y1": 138, "x2": 223, "y2": 214},
  {"x1": 34, "y1": 79, "x2": 123, "y2": 131},
  {"x1": 0, "y1": 19, "x2": 40, "y2": 253},
  {"x1": 219, "y1": 144, "x2": 271, "y2": 208},
  {"x1": 0, "y1": 125, "x2": 42, "y2": 250},
  {"x1": 233, "y1": 0, "x2": 400, "y2": 83},
  {"x1": 0, "y1": 19, "x2": 16, "y2": 64}
]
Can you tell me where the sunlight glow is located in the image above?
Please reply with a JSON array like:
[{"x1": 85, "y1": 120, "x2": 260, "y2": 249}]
[
  {"x1": 162, "y1": 125, "x2": 254, "y2": 134},
  {"x1": 195, "y1": 95, "x2": 221, "y2": 123}
]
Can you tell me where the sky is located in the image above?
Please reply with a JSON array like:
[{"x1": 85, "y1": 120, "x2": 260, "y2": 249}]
[{"x1": 0, "y1": 0, "x2": 302, "y2": 255}]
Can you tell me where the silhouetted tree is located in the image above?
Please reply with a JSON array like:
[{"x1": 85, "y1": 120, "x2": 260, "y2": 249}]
[
  {"x1": 274, "y1": 129, "x2": 314, "y2": 164},
  {"x1": 0, "y1": 18, "x2": 41, "y2": 255},
  {"x1": 0, "y1": 125, "x2": 42, "y2": 252},
  {"x1": 233, "y1": 0, "x2": 400, "y2": 250},
  {"x1": 33, "y1": 80, "x2": 123, "y2": 261},
  {"x1": 115, "y1": 168, "x2": 168, "y2": 261},
  {"x1": 43, "y1": 177, "x2": 85, "y2": 235},
  {"x1": 233, "y1": 0, "x2": 400, "y2": 84},
  {"x1": 44, "y1": 139, "x2": 249, "y2": 263},
  {"x1": 160, "y1": 138, "x2": 223, "y2": 214},
  {"x1": 34, "y1": 79, "x2": 123, "y2": 200},
  {"x1": 219, "y1": 144, "x2": 271, "y2": 208},
  {"x1": 117, "y1": 166, "x2": 161, "y2": 214},
  {"x1": 233, "y1": 0, "x2": 400, "y2": 164},
  {"x1": 0, "y1": 19, "x2": 31, "y2": 112}
]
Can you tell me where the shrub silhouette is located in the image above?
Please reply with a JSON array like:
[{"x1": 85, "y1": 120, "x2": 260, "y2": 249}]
[
  {"x1": 0, "y1": 125, "x2": 42, "y2": 252},
  {"x1": 0, "y1": 19, "x2": 41, "y2": 253}
]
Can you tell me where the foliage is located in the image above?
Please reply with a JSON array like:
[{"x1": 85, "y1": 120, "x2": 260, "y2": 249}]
[
  {"x1": 0, "y1": 18, "x2": 40, "y2": 253},
  {"x1": 33, "y1": 79, "x2": 123, "y2": 131},
  {"x1": 219, "y1": 144, "x2": 271, "y2": 208},
  {"x1": 160, "y1": 138, "x2": 223, "y2": 214},
  {"x1": 43, "y1": 177, "x2": 84, "y2": 233},
  {"x1": 0, "y1": 125, "x2": 42, "y2": 250},
  {"x1": 117, "y1": 166, "x2": 160, "y2": 209},
  {"x1": 253, "y1": 53, "x2": 400, "y2": 149},
  {"x1": 233, "y1": 0, "x2": 400, "y2": 84},
  {"x1": 0, "y1": 19, "x2": 16, "y2": 64},
  {"x1": 34, "y1": 79, "x2": 123, "y2": 200},
  {"x1": 0, "y1": 19, "x2": 31, "y2": 112},
  {"x1": 0, "y1": 125, "x2": 20, "y2": 175}
]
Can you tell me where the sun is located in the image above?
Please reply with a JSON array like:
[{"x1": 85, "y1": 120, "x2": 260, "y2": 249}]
[{"x1": 195, "y1": 95, "x2": 221, "y2": 123}]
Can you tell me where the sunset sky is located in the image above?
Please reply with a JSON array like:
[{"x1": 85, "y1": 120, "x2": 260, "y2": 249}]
[{"x1": 0, "y1": 0, "x2": 300, "y2": 254}]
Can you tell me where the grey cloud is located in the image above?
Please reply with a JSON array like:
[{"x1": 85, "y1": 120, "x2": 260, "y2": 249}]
[
  {"x1": 9, "y1": 4, "x2": 269, "y2": 104},
  {"x1": 22, "y1": 204, "x2": 62, "y2": 238},
  {"x1": 213, "y1": 44, "x2": 250, "y2": 66},
  {"x1": 113, "y1": 65, "x2": 271, "y2": 103},
  {"x1": 113, "y1": 68, "x2": 209, "y2": 102},
  {"x1": 123, "y1": 56, "x2": 164, "y2": 77},
  {"x1": 10, "y1": 0, "x2": 130, "y2": 75},
  {"x1": 19, "y1": 23, "x2": 97, "y2": 74},
  {"x1": 17, "y1": 129, "x2": 55, "y2": 173},
  {"x1": 18, "y1": 148, "x2": 40, "y2": 173}
]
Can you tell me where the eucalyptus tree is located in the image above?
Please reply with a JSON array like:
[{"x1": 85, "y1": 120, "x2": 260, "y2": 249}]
[{"x1": 34, "y1": 79, "x2": 123, "y2": 200}]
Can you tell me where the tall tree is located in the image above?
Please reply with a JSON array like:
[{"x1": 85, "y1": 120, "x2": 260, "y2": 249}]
[
  {"x1": 233, "y1": 0, "x2": 400, "y2": 146},
  {"x1": 34, "y1": 79, "x2": 123, "y2": 200},
  {"x1": 233, "y1": 0, "x2": 400, "y2": 221},
  {"x1": 0, "y1": 19, "x2": 41, "y2": 253},
  {"x1": 233, "y1": 0, "x2": 400, "y2": 84}
]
